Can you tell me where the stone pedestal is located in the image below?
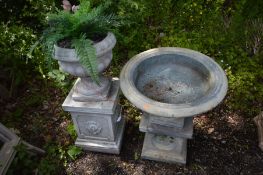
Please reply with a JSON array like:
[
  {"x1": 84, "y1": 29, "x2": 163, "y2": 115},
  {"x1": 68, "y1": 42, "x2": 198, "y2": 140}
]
[
  {"x1": 120, "y1": 47, "x2": 228, "y2": 164},
  {"x1": 62, "y1": 78, "x2": 125, "y2": 154},
  {"x1": 140, "y1": 113, "x2": 193, "y2": 139},
  {"x1": 141, "y1": 133, "x2": 187, "y2": 164},
  {"x1": 139, "y1": 113, "x2": 193, "y2": 164},
  {"x1": 72, "y1": 76, "x2": 112, "y2": 102}
]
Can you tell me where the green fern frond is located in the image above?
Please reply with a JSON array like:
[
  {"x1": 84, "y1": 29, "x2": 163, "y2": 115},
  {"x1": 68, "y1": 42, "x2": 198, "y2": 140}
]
[
  {"x1": 71, "y1": 1, "x2": 118, "y2": 36},
  {"x1": 72, "y1": 34, "x2": 99, "y2": 84},
  {"x1": 47, "y1": 11, "x2": 73, "y2": 36},
  {"x1": 43, "y1": 32, "x2": 64, "y2": 70}
]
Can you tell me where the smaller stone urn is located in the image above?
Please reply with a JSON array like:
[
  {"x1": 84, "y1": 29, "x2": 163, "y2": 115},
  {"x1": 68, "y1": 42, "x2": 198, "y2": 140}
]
[
  {"x1": 54, "y1": 33, "x2": 125, "y2": 154},
  {"x1": 53, "y1": 32, "x2": 116, "y2": 101}
]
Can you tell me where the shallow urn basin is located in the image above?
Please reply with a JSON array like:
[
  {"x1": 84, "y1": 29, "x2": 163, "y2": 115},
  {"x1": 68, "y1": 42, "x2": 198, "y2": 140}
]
[
  {"x1": 120, "y1": 47, "x2": 228, "y2": 164},
  {"x1": 120, "y1": 47, "x2": 228, "y2": 118}
]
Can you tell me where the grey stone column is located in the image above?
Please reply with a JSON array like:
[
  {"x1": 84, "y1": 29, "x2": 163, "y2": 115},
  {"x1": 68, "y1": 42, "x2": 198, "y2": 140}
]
[
  {"x1": 62, "y1": 78, "x2": 125, "y2": 154},
  {"x1": 139, "y1": 113, "x2": 192, "y2": 164}
]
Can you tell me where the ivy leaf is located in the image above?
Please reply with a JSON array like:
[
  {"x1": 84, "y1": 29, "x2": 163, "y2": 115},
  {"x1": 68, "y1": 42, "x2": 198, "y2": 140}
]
[{"x1": 67, "y1": 146, "x2": 82, "y2": 160}]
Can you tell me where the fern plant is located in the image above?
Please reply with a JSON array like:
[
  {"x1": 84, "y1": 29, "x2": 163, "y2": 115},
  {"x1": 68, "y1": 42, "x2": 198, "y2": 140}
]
[{"x1": 38, "y1": 0, "x2": 120, "y2": 83}]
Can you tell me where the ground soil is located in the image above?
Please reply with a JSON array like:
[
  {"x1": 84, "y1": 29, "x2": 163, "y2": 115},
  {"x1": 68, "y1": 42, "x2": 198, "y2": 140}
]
[
  {"x1": 58, "y1": 34, "x2": 107, "y2": 48},
  {"x1": 1, "y1": 77, "x2": 263, "y2": 175},
  {"x1": 66, "y1": 104, "x2": 263, "y2": 175}
]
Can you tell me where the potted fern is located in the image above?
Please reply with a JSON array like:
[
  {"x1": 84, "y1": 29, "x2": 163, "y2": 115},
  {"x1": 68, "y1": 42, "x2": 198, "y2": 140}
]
[{"x1": 40, "y1": 0, "x2": 120, "y2": 101}]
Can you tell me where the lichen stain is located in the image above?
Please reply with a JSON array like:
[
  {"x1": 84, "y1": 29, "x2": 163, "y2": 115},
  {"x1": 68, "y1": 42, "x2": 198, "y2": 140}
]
[{"x1": 143, "y1": 104, "x2": 150, "y2": 110}]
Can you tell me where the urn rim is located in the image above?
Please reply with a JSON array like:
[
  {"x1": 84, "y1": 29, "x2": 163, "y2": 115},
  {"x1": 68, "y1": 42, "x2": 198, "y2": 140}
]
[
  {"x1": 120, "y1": 47, "x2": 228, "y2": 118},
  {"x1": 53, "y1": 32, "x2": 116, "y2": 62}
]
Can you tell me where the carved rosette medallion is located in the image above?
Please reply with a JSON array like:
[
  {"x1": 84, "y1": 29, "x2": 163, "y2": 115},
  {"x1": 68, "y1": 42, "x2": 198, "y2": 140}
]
[
  {"x1": 152, "y1": 134, "x2": 176, "y2": 150},
  {"x1": 85, "y1": 121, "x2": 102, "y2": 135}
]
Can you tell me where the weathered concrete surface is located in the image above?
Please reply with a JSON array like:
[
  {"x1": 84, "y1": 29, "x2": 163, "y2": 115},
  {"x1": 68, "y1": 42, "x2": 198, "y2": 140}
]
[
  {"x1": 120, "y1": 47, "x2": 228, "y2": 118},
  {"x1": 141, "y1": 133, "x2": 187, "y2": 164},
  {"x1": 63, "y1": 79, "x2": 125, "y2": 154},
  {"x1": 63, "y1": 78, "x2": 120, "y2": 114},
  {"x1": 140, "y1": 115, "x2": 193, "y2": 139},
  {"x1": 142, "y1": 112, "x2": 185, "y2": 128},
  {"x1": 75, "y1": 113, "x2": 125, "y2": 154},
  {"x1": 54, "y1": 32, "x2": 116, "y2": 102},
  {"x1": 71, "y1": 77, "x2": 112, "y2": 101}
]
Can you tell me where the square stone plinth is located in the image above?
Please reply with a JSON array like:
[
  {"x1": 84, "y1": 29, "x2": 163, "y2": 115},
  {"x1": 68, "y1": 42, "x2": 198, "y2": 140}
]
[
  {"x1": 140, "y1": 116, "x2": 193, "y2": 139},
  {"x1": 75, "y1": 113, "x2": 125, "y2": 154},
  {"x1": 62, "y1": 79, "x2": 125, "y2": 154},
  {"x1": 141, "y1": 133, "x2": 187, "y2": 164}
]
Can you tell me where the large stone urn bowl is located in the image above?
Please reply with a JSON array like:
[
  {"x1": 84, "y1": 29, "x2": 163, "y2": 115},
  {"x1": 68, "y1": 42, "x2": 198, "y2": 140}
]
[
  {"x1": 120, "y1": 47, "x2": 228, "y2": 164},
  {"x1": 120, "y1": 47, "x2": 228, "y2": 118},
  {"x1": 54, "y1": 32, "x2": 116, "y2": 101}
]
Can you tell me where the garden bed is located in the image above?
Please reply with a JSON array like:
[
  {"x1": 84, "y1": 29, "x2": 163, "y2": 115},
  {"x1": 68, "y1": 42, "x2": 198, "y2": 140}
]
[{"x1": 0, "y1": 77, "x2": 262, "y2": 174}]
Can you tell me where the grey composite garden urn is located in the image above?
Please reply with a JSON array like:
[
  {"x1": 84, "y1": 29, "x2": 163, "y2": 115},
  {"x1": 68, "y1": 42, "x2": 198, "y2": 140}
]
[
  {"x1": 54, "y1": 33, "x2": 125, "y2": 154},
  {"x1": 54, "y1": 32, "x2": 116, "y2": 102},
  {"x1": 120, "y1": 47, "x2": 228, "y2": 163}
]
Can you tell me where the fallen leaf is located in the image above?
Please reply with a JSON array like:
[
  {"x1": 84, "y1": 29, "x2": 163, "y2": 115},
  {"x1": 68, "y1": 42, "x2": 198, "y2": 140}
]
[{"x1": 208, "y1": 128, "x2": 214, "y2": 134}]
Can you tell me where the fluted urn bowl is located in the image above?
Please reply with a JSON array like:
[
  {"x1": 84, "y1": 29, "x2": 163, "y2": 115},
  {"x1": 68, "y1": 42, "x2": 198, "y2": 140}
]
[
  {"x1": 53, "y1": 32, "x2": 116, "y2": 101},
  {"x1": 54, "y1": 32, "x2": 116, "y2": 77},
  {"x1": 120, "y1": 47, "x2": 228, "y2": 118}
]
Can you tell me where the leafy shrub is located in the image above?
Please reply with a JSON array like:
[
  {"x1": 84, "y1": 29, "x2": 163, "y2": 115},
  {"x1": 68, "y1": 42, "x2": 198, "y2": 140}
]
[
  {"x1": 0, "y1": 24, "x2": 46, "y2": 97},
  {"x1": 0, "y1": 0, "x2": 56, "y2": 97},
  {"x1": 0, "y1": 0, "x2": 55, "y2": 28},
  {"x1": 225, "y1": 54, "x2": 263, "y2": 115}
]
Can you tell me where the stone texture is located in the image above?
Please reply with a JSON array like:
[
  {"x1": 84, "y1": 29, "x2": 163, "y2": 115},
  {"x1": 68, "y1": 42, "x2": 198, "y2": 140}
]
[
  {"x1": 141, "y1": 133, "x2": 187, "y2": 164},
  {"x1": 63, "y1": 79, "x2": 125, "y2": 154},
  {"x1": 54, "y1": 32, "x2": 116, "y2": 102},
  {"x1": 254, "y1": 111, "x2": 263, "y2": 151},
  {"x1": 72, "y1": 105, "x2": 121, "y2": 141},
  {"x1": 72, "y1": 77, "x2": 112, "y2": 101},
  {"x1": 140, "y1": 116, "x2": 193, "y2": 139},
  {"x1": 120, "y1": 47, "x2": 228, "y2": 118},
  {"x1": 143, "y1": 112, "x2": 185, "y2": 128},
  {"x1": 75, "y1": 113, "x2": 125, "y2": 154},
  {"x1": 63, "y1": 78, "x2": 120, "y2": 114}
]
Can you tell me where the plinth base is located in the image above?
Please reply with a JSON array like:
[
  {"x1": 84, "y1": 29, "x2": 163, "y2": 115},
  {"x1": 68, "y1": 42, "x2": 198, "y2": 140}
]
[
  {"x1": 62, "y1": 78, "x2": 125, "y2": 154},
  {"x1": 76, "y1": 115, "x2": 125, "y2": 154},
  {"x1": 141, "y1": 133, "x2": 187, "y2": 164},
  {"x1": 140, "y1": 116, "x2": 193, "y2": 138}
]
